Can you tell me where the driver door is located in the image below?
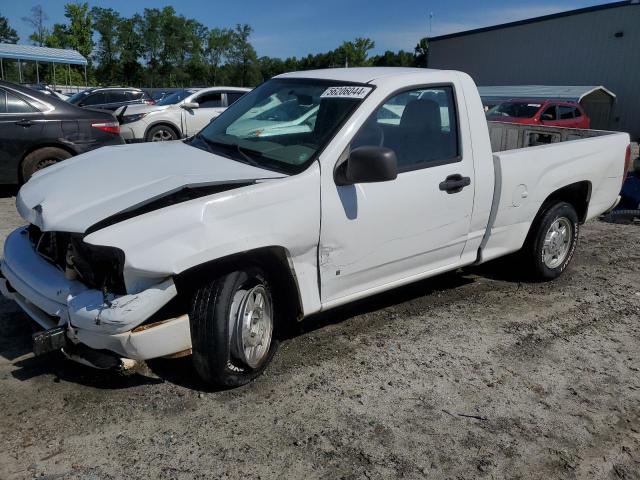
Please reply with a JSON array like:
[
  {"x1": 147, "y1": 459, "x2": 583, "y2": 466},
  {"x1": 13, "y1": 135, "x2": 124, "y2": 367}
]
[
  {"x1": 183, "y1": 91, "x2": 224, "y2": 136},
  {"x1": 319, "y1": 85, "x2": 475, "y2": 305}
]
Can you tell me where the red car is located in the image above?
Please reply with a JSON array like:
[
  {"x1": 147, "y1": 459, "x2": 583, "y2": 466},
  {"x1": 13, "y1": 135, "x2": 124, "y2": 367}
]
[{"x1": 486, "y1": 99, "x2": 590, "y2": 129}]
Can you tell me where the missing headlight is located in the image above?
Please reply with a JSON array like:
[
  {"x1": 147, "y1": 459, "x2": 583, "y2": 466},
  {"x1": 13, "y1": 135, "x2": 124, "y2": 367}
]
[
  {"x1": 69, "y1": 236, "x2": 127, "y2": 295},
  {"x1": 28, "y1": 225, "x2": 127, "y2": 295}
]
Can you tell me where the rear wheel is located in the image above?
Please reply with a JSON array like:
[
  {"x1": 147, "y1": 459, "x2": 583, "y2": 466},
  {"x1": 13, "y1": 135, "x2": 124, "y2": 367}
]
[
  {"x1": 189, "y1": 266, "x2": 279, "y2": 388},
  {"x1": 522, "y1": 202, "x2": 579, "y2": 280},
  {"x1": 146, "y1": 124, "x2": 178, "y2": 142},
  {"x1": 21, "y1": 147, "x2": 72, "y2": 183}
]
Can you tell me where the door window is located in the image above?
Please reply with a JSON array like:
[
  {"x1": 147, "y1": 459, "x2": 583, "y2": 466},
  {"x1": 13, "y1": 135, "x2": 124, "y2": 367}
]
[
  {"x1": 541, "y1": 105, "x2": 557, "y2": 121},
  {"x1": 107, "y1": 91, "x2": 129, "y2": 103},
  {"x1": 127, "y1": 91, "x2": 143, "y2": 101},
  {"x1": 5, "y1": 91, "x2": 37, "y2": 113},
  {"x1": 81, "y1": 92, "x2": 107, "y2": 106},
  {"x1": 559, "y1": 106, "x2": 574, "y2": 120},
  {"x1": 573, "y1": 107, "x2": 582, "y2": 118},
  {"x1": 0, "y1": 90, "x2": 6, "y2": 113},
  {"x1": 196, "y1": 92, "x2": 222, "y2": 108},
  {"x1": 226, "y1": 92, "x2": 245, "y2": 106},
  {"x1": 351, "y1": 86, "x2": 459, "y2": 171}
]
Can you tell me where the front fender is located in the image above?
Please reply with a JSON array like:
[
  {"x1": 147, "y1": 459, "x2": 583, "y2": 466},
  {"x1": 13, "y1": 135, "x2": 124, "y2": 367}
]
[{"x1": 85, "y1": 163, "x2": 322, "y2": 315}]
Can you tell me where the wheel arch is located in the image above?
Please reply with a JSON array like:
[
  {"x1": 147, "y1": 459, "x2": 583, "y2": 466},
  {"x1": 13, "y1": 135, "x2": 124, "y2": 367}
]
[
  {"x1": 174, "y1": 246, "x2": 305, "y2": 324},
  {"x1": 520, "y1": 180, "x2": 591, "y2": 250},
  {"x1": 536, "y1": 180, "x2": 592, "y2": 224},
  {"x1": 144, "y1": 121, "x2": 182, "y2": 141}
]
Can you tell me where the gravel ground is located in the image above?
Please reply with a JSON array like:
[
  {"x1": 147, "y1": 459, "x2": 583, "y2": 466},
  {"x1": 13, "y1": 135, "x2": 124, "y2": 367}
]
[{"x1": 0, "y1": 191, "x2": 639, "y2": 480}]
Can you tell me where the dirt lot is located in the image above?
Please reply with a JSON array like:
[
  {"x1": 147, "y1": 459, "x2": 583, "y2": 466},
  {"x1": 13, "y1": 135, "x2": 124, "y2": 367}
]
[{"x1": 0, "y1": 193, "x2": 639, "y2": 480}]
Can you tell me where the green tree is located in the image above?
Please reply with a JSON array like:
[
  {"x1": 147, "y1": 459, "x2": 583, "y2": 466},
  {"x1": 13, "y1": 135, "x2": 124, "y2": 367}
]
[
  {"x1": 258, "y1": 56, "x2": 287, "y2": 81},
  {"x1": 64, "y1": 3, "x2": 93, "y2": 60},
  {"x1": 22, "y1": 5, "x2": 48, "y2": 46},
  {"x1": 338, "y1": 38, "x2": 375, "y2": 67},
  {"x1": 206, "y1": 27, "x2": 233, "y2": 85},
  {"x1": 414, "y1": 37, "x2": 429, "y2": 67},
  {"x1": 140, "y1": 7, "x2": 173, "y2": 86},
  {"x1": 371, "y1": 50, "x2": 416, "y2": 67},
  {"x1": 92, "y1": 7, "x2": 122, "y2": 84},
  {"x1": 117, "y1": 15, "x2": 144, "y2": 85},
  {"x1": 228, "y1": 24, "x2": 260, "y2": 87},
  {"x1": 44, "y1": 24, "x2": 69, "y2": 49},
  {"x1": 0, "y1": 13, "x2": 19, "y2": 43}
]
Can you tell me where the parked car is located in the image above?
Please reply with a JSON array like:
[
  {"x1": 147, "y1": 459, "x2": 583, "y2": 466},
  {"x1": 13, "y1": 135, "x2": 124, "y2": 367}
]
[
  {"x1": 116, "y1": 86, "x2": 250, "y2": 142},
  {"x1": 0, "y1": 80, "x2": 124, "y2": 183},
  {"x1": 67, "y1": 87, "x2": 154, "y2": 111},
  {"x1": 0, "y1": 68, "x2": 629, "y2": 388},
  {"x1": 486, "y1": 99, "x2": 590, "y2": 129},
  {"x1": 24, "y1": 83, "x2": 69, "y2": 101}
]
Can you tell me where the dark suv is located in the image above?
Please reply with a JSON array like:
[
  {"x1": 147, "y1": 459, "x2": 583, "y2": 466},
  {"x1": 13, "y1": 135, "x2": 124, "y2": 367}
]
[{"x1": 67, "y1": 87, "x2": 154, "y2": 111}]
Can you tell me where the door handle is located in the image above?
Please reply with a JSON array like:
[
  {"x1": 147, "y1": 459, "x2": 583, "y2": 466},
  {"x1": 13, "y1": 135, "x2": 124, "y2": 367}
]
[
  {"x1": 439, "y1": 174, "x2": 471, "y2": 194},
  {"x1": 15, "y1": 119, "x2": 34, "y2": 127}
]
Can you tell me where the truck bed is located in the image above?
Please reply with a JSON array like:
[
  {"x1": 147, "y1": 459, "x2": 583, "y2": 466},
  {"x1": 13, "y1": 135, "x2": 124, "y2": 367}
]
[
  {"x1": 488, "y1": 121, "x2": 614, "y2": 153},
  {"x1": 480, "y1": 122, "x2": 629, "y2": 264}
]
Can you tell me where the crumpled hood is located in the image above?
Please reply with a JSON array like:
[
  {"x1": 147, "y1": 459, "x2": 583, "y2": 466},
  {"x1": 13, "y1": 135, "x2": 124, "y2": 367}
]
[{"x1": 17, "y1": 141, "x2": 285, "y2": 233}]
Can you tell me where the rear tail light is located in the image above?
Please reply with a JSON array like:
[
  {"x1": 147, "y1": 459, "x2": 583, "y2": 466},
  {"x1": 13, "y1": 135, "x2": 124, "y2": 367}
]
[
  {"x1": 624, "y1": 144, "x2": 631, "y2": 178},
  {"x1": 91, "y1": 121, "x2": 120, "y2": 135}
]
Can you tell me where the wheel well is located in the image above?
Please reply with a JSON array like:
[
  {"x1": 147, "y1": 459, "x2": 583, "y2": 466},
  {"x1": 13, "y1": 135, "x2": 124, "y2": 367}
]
[
  {"x1": 145, "y1": 122, "x2": 181, "y2": 140},
  {"x1": 19, "y1": 143, "x2": 77, "y2": 184},
  {"x1": 174, "y1": 246, "x2": 304, "y2": 324},
  {"x1": 539, "y1": 181, "x2": 592, "y2": 223}
]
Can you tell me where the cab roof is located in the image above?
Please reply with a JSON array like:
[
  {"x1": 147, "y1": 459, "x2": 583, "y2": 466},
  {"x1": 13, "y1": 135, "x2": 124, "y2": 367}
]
[{"x1": 276, "y1": 67, "x2": 440, "y2": 84}]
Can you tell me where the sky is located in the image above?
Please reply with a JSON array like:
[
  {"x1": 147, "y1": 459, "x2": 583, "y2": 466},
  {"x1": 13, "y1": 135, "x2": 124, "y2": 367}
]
[{"x1": 1, "y1": 0, "x2": 609, "y2": 58}]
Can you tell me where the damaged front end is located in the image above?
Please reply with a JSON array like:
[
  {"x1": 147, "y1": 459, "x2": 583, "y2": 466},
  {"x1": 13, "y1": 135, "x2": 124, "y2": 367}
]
[
  {"x1": 0, "y1": 226, "x2": 191, "y2": 368},
  {"x1": 28, "y1": 224, "x2": 127, "y2": 295}
]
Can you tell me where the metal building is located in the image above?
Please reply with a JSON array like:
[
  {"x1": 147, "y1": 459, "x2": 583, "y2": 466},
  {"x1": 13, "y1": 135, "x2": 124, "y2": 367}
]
[{"x1": 429, "y1": 1, "x2": 640, "y2": 139}]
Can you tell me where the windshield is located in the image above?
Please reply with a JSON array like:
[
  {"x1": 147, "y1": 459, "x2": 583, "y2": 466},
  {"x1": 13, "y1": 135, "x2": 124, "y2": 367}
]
[
  {"x1": 157, "y1": 89, "x2": 197, "y2": 106},
  {"x1": 190, "y1": 79, "x2": 372, "y2": 174},
  {"x1": 67, "y1": 90, "x2": 90, "y2": 104},
  {"x1": 487, "y1": 101, "x2": 542, "y2": 118}
]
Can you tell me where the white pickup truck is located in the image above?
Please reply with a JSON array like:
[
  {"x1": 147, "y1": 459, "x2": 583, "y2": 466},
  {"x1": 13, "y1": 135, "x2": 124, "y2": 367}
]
[{"x1": 0, "y1": 68, "x2": 630, "y2": 387}]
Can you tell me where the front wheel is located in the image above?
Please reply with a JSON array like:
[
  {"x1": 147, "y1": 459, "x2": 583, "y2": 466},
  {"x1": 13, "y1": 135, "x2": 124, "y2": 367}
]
[
  {"x1": 189, "y1": 266, "x2": 279, "y2": 388},
  {"x1": 522, "y1": 202, "x2": 579, "y2": 280}
]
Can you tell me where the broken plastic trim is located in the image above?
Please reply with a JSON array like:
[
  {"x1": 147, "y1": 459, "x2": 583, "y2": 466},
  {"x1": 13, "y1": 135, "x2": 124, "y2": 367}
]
[{"x1": 85, "y1": 180, "x2": 255, "y2": 234}]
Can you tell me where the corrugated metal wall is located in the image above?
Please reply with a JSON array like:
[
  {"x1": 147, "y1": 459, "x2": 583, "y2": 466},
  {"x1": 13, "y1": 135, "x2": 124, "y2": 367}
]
[{"x1": 429, "y1": 3, "x2": 640, "y2": 139}]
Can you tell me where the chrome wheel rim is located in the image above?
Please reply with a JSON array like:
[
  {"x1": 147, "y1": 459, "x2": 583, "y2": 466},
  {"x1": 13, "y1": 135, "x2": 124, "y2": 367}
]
[
  {"x1": 231, "y1": 284, "x2": 273, "y2": 369},
  {"x1": 151, "y1": 129, "x2": 173, "y2": 141},
  {"x1": 543, "y1": 217, "x2": 572, "y2": 269}
]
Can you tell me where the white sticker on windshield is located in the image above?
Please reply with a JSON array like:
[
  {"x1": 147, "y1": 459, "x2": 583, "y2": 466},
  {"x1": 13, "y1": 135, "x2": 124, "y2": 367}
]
[
  {"x1": 321, "y1": 86, "x2": 372, "y2": 99},
  {"x1": 527, "y1": 103, "x2": 541, "y2": 107}
]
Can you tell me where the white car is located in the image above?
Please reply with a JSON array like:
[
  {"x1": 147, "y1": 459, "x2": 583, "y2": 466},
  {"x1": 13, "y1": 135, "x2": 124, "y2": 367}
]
[
  {"x1": 1, "y1": 68, "x2": 630, "y2": 389},
  {"x1": 117, "y1": 86, "x2": 250, "y2": 142}
]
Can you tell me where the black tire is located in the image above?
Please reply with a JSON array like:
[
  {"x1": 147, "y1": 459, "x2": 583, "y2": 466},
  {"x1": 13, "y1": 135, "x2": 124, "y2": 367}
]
[
  {"x1": 145, "y1": 124, "x2": 178, "y2": 142},
  {"x1": 189, "y1": 266, "x2": 279, "y2": 388},
  {"x1": 21, "y1": 147, "x2": 72, "y2": 183},
  {"x1": 522, "y1": 202, "x2": 579, "y2": 281}
]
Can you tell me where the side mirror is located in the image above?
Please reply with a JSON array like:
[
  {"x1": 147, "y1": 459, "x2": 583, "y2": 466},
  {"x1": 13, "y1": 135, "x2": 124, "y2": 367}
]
[
  {"x1": 182, "y1": 102, "x2": 199, "y2": 109},
  {"x1": 335, "y1": 146, "x2": 398, "y2": 186}
]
